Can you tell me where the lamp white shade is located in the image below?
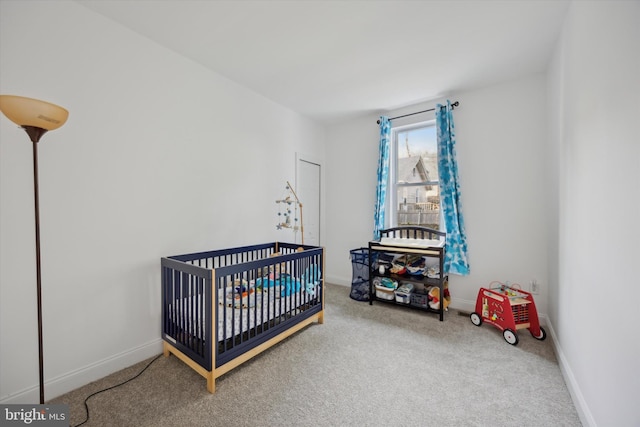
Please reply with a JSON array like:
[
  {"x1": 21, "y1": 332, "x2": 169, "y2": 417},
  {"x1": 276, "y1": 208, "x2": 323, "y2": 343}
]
[{"x1": 0, "y1": 95, "x2": 69, "y2": 131}]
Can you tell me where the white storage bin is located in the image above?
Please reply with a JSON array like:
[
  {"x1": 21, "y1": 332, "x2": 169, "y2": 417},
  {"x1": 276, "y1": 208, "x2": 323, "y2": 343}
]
[
  {"x1": 394, "y1": 283, "x2": 414, "y2": 304},
  {"x1": 374, "y1": 283, "x2": 395, "y2": 300}
]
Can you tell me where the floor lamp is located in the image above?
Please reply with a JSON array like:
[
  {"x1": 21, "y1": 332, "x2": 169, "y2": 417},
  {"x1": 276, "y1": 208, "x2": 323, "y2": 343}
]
[{"x1": 0, "y1": 95, "x2": 69, "y2": 404}]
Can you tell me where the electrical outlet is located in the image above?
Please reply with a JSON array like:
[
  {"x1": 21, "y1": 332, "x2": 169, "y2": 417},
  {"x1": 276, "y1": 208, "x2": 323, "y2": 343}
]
[{"x1": 530, "y1": 279, "x2": 539, "y2": 294}]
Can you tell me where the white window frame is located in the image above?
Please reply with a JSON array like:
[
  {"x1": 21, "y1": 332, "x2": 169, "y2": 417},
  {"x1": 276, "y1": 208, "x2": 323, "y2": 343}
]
[{"x1": 388, "y1": 119, "x2": 442, "y2": 229}]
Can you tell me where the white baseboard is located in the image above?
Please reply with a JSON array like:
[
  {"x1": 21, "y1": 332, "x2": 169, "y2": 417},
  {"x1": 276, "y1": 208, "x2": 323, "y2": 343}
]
[
  {"x1": 448, "y1": 297, "x2": 475, "y2": 314},
  {"x1": 545, "y1": 323, "x2": 596, "y2": 427},
  {"x1": 0, "y1": 338, "x2": 163, "y2": 404},
  {"x1": 325, "y1": 276, "x2": 350, "y2": 287}
]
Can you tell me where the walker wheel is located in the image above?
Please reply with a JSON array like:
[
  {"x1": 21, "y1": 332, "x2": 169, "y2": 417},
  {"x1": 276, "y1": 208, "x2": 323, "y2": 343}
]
[
  {"x1": 503, "y1": 329, "x2": 519, "y2": 345},
  {"x1": 470, "y1": 312, "x2": 482, "y2": 326},
  {"x1": 531, "y1": 326, "x2": 547, "y2": 341}
]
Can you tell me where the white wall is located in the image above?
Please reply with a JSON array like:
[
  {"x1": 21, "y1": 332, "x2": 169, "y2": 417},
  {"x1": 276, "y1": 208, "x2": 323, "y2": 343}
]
[
  {"x1": 325, "y1": 74, "x2": 550, "y2": 317},
  {"x1": 547, "y1": 2, "x2": 640, "y2": 426},
  {"x1": 326, "y1": 6, "x2": 640, "y2": 425},
  {"x1": 0, "y1": 0, "x2": 325, "y2": 402},
  {"x1": 324, "y1": 114, "x2": 379, "y2": 286}
]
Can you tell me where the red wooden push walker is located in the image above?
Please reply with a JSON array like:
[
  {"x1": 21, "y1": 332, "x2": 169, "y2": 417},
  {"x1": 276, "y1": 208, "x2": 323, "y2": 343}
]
[{"x1": 470, "y1": 282, "x2": 546, "y2": 345}]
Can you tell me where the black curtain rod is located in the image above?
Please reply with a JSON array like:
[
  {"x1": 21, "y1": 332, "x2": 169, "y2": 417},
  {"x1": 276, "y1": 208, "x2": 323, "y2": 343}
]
[{"x1": 376, "y1": 101, "x2": 459, "y2": 124}]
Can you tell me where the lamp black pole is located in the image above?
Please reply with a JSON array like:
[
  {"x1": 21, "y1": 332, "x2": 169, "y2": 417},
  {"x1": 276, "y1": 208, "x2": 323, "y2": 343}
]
[
  {"x1": 24, "y1": 125, "x2": 48, "y2": 404},
  {"x1": 0, "y1": 95, "x2": 69, "y2": 405}
]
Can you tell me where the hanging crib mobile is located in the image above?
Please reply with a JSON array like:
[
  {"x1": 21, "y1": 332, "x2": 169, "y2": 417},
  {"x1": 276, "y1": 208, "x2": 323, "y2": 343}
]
[{"x1": 276, "y1": 181, "x2": 304, "y2": 244}]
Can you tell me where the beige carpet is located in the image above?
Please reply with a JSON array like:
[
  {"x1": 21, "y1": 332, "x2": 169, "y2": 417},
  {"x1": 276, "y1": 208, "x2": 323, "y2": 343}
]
[{"x1": 50, "y1": 283, "x2": 582, "y2": 426}]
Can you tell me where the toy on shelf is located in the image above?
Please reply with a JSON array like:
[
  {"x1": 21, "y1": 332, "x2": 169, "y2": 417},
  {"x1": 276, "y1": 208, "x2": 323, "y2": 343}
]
[
  {"x1": 428, "y1": 284, "x2": 450, "y2": 311},
  {"x1": 470, "y1": 281, "x2": 546, "y2": 346}
]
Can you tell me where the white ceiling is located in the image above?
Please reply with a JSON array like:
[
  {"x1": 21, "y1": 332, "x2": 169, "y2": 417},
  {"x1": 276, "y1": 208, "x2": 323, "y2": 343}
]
[{"x1": 78, "y1": 0, "x2": 570, "y2": 124}]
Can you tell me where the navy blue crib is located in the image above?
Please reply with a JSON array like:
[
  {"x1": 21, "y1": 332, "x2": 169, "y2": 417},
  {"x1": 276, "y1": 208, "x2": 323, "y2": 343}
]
[{"x1": 161, "y1": 242, "x2": 324, "y2": 393}]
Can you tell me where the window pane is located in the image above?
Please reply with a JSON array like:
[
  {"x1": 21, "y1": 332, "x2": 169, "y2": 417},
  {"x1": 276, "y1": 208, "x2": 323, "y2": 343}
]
[
  {"x1": 396, "y1": 185, "x2": 440, "y2": 228},
  {"x1": 395, "y1": 125, "x2": 440, "y2": 229}
]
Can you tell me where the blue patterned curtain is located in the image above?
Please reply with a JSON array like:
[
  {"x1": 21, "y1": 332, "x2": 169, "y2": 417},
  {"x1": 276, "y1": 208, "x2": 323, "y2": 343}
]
[
  {"x1": 436, "y1": 101, "x2": 470, "y2": 275},
  {"x1": 373, "y1": 116, "x2": 391, "y2": 240}
]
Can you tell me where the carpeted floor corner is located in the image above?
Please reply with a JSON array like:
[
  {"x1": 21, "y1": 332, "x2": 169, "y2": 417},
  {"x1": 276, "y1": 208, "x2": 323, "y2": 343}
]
[{"x1": 50, "y1": 283, "x2": 582, "y2": 426}]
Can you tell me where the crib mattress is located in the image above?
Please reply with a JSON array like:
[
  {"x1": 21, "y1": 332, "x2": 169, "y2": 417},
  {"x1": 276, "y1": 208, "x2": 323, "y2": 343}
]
[{"x1": 168, "y1": 286, "x2": 319, "y2": 342}]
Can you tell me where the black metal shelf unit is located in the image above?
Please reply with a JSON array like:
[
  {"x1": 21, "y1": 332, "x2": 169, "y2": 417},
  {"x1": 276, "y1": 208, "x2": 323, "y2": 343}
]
[{"x1": 368, "y1": 227, "x2": 447, "y2": 321}]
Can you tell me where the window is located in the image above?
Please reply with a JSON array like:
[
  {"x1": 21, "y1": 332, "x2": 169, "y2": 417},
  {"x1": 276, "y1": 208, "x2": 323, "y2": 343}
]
[{"x1": 389, "y1": 121, "x2": 441, "y2": 229}]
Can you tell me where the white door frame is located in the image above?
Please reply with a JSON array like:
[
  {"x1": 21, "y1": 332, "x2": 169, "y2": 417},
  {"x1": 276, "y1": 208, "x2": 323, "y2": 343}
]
[{"x1": 295, "y1": 152, "x2": 323, "y2": 246}]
